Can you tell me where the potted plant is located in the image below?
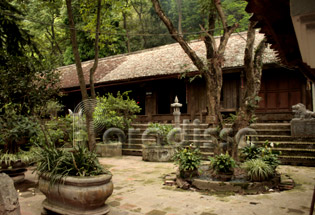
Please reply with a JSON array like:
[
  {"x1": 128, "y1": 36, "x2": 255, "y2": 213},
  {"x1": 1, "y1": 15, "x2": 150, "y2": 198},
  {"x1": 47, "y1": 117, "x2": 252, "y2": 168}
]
[
  {"x1": 209, "y1": 152, "x2": 236, "y2": 181},
  {"x1": 142, "y1": 123, "x2": 177, "y2": 162},
  {"x1": 36, "y1": 142, "x2": 113, "y2": 215},
  {"x1": 173, "y1": 145, "x2": 201, "y2": 178},
  {"x1": 241, "y1": 159, "x2": 274, "y2": 182},
  {"x1": 0, "y1": 106, "x2": 39, "y2": 182}
]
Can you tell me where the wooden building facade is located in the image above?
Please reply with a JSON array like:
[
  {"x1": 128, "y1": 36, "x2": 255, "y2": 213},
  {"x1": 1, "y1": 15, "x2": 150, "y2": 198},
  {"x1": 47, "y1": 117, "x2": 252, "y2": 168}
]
[{"x1": 59, "y1": 32, "x2": 313, "y2": 123}]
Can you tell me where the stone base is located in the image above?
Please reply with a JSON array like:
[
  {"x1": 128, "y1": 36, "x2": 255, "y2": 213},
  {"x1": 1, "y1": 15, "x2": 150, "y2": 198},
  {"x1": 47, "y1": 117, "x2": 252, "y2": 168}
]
[
  {"x1": 291, "y1": 119, "x2": 315, "y2": 137},
  {"x1": 95, "y1": 142, "x2": 122, "y2": 157},
  {"x1": 42, "y1": 199, "x2": 110, "y2": 215},
  {"x1": 192, "y1": 174, "x2": 281, "y2": 194},
  {"x1": 142, "y1": 145, "x2": 175, "y2": 162},
  {"x1": 1, "y1": 168, "x2": 27, "y2": 184}
]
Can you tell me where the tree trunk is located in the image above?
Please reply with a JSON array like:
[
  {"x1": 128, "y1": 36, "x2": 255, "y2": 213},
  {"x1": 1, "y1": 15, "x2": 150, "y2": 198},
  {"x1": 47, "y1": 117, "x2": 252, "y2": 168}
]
[
  {"x1": 231, "y1": 21, "x2": 267, "y2": 159},
  {"x1": 66, "y1": 0, "x2": 96, "y2": 151},
  {"x1": 151, "y1": 0, "x2": 237, "y2": 127},
  {"x1": 89, "y1": 0, "x2": 102, "y2": 100},
  {"x1": 176, "y1": 0, "x2": 182, "y2": 36},
  {"x1": 123, "y1": 12, "x2": 131, "y2": 53},
  {"x1": 132, "y1": 2, "x2": 147, "y2": 49}
]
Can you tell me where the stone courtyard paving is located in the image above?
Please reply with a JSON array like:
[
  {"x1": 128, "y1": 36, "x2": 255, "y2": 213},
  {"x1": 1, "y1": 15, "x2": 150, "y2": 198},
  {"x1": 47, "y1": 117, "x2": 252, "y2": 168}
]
[{"x1": 19, "y1": 156, "x2": 315, "y2": 215}]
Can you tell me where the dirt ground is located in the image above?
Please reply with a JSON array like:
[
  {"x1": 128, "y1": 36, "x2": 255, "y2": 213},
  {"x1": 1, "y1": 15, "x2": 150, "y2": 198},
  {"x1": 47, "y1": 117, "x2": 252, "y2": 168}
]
[{"x1": 18, "y1": 156, "x2": 315, "y2": 215}]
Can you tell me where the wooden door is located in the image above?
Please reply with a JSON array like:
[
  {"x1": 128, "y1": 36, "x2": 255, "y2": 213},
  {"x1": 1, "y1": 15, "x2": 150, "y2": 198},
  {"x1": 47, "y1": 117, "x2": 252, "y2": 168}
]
[{"x1": 257, "y1": 70, "x2": 304, "y2": 113}]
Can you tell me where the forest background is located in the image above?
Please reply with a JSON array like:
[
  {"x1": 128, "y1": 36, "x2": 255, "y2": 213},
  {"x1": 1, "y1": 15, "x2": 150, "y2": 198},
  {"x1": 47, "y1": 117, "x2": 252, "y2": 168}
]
[{"x1": 4, "y1": 0, "x2": 250, "y2": 67}]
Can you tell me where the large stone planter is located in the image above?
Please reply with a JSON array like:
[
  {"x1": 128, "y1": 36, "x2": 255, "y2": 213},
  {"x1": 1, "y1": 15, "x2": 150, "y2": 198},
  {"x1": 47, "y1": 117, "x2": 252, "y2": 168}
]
[
  {"x1": 39, "y1": 174, "x2": 113, "y2": 215},
  {"x1": 142, "y1": 145, "x2": 175, "y2": 162},
  {"x1": 95, "y1": 142, "x2": 122, "y2": 157}
]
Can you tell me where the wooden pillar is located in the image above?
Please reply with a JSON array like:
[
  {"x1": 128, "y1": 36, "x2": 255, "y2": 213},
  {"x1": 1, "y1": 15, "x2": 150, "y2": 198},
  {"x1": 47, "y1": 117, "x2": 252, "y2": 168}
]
[{"x1": 145, "y1": 90, "x2": 155, "y2": 122}]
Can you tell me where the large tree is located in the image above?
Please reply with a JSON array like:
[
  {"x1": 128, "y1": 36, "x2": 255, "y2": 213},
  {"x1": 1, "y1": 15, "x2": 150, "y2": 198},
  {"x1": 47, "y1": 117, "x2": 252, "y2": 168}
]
[
  {"x1": 151, "y1": 0, "x2": 238, "y2": 125},
  {"x1": 65, "y1": 0, "x2": 96, "y2": 151},
  {"x1": 230, "y1": 20, "x2": 266, "y2": 159}
]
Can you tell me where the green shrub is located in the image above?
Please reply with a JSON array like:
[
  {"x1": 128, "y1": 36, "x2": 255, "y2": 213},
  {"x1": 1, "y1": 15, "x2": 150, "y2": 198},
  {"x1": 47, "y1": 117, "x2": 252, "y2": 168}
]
[
  {"x1": 261, "y1": 154, "x2": 280, "y2": 170},
  {"x1": 147, "y1": 123, "x2": 174, "y2": 145},
  {"x1": 173, "y1": 145, "x2": 201, "y2": 173},
  {"x1": 31, "y1": 115, "x2": 73, "y2": 147},
  {"x1": 0, "y1": 147, "x2": 39, "y2": 169},
  {"x1": 0, "y1": 105, "x2": 40, "y2": 153},
  {"x1": 35, "y1": 143, "x2": 108, "y2": 185},
  {"x1": 240, "y1": 140, "x2": 281, "y2": 170},
  {"x1": 94, "y1": 91, "x2": 141, "y2": 132},
  {"x1": 240, "y1": 144, "x2": 262, "y2": 161},
  {"x1": 209, "y1": 152, "x2": 236, "y2": 174},
  {"x1": 242, "y1": 159, "x2": 274, "y2": 182}
]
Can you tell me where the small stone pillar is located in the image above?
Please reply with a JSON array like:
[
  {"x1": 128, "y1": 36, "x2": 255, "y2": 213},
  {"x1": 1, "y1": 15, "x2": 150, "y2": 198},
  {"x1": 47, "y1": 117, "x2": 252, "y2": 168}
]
[{"x1": 171, "y1": 96, "x2": 182, "y2": 128}]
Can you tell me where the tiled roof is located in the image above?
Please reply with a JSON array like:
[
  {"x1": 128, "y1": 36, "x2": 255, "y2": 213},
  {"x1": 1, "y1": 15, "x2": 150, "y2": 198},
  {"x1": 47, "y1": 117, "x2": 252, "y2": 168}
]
[{"x1": 58, "y1": 31, "x2": 278, "y2": 89}]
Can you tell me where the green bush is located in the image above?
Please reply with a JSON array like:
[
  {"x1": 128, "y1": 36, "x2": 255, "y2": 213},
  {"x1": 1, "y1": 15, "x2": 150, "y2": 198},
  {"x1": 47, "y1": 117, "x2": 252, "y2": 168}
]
[
  {"x1": 147, "y1": 123, "x2": 174, "y2": 145},
  {"x1": 242, "y1": 159, "x2": 274, "y2": 182},
  {"x1": 240, "y1": 144, "x2": 262, "y2": 161},
  {"x1": 35, "y1": 143, "x2": 108, "y2": 185},
  {"x1": 0, "y1": 105, "x2": 40, "y2": 153},
  {"x1": 240, "y1": 140, "x2": 281, "y2": 170},
  {"x1": 0, "y1": 147, "x2": 39, "y2": 169},
  {"x1": 94, "y1": 91, "x2": 141, "y2": 132},
  {"x1": 209, "y1": 152, "x2": 236, "y2": 174},
  {"x1": 173, "y1": 145, "x2": 201, "y2": 173},
  {"x1": 31, "y1": 115, "x2": 73, "y2": 147},
  {"x1": 261, "y1": 154, "x2": 280, "y2": 170}
]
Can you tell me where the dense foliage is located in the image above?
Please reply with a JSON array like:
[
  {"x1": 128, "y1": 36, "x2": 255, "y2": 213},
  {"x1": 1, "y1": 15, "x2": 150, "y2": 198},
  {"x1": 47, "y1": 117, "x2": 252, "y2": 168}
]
[
  {"x1": 147, "y1": 123, "x2": 174, "y2": 145},
  {"x1": 241, "y1": 159, "x2": 274, "y2": 182},
  {"x1": 0, "y1": 1, "x2": 60, "y2": 158},
  {"x1": 36, "y1": 143, "x2": 108, "y2": 185},
  {"x1": 209, "y1": 152, "x2": 236, "y2": 174},
  {"x1": 173, "y1": 145, "x2": 202, "y2": 175},
  {"x1": 94, "y1": 91, "x2": 141, "y2": 133},
  {"x1": 4, "y1": 0, "x2": 249, "y2": 66},
  {"x1": 240, "y1": 141, "x2": 280, "y2": 170}
]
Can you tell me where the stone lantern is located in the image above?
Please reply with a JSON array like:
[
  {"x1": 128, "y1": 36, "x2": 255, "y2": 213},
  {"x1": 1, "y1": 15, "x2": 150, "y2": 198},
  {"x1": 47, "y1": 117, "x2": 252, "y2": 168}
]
[{"x1": 171, "y1": 96, "x2": 182, "y2": 128}]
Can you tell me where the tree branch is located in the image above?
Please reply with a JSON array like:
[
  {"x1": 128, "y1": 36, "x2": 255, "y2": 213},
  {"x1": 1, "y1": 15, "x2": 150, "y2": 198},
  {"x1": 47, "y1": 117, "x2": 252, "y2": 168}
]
[
  {"x1": 244, "y1": 21, "x2": 257, "y2": 75},
  {"x1": 254, "y1": 38, "x2": 267, "y2": 69},
  {"x1": 200, "y1": 24, "x2": 217, "y2": 53},
  {"x1": 151, "y1": 0, "x2": 206, "y2": 73},
  {"x1": 218, "y1": 23, "x2": 239, "y2": 56},
  {"x1": 213, "y1": 0, "x2": 227, "y2": 30}
]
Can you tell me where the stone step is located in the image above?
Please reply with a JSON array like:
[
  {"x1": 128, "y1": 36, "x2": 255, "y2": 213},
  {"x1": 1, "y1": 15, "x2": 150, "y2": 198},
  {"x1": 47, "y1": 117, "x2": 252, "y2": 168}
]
[
  {"x1": 127, "y1": 138, "x2": 156, "y2": 144},
  {"x1": 253, "y1": 129, "x2": 291, "y2": 136},
  {"x1": 122, "y1": 144, "x2": 143, "y2": 149},
  {"x1": 122, "y1": 148, "x2": 142, "y2": 156},
  {"x1": 131, "y1": 123, "x2": 209, "y2": 128},
  {"x1": 249, "y1": 123, "x2": 291, "y2": 130},
  {"x1": 247, "y1": 135, "x2": 315, "y2": 142},
  {"x1": 200, "y1": 152, "x2": 215, "y2": 159},
  {"x1": 249, "y1": 141, "x2": 315, "y2": 149},
  {"x1": 278, "y1": 155, "x2": 315, "y2": 166},
  {"x1": 272, "y1": 148, "x2": 315, "y2": 157}
]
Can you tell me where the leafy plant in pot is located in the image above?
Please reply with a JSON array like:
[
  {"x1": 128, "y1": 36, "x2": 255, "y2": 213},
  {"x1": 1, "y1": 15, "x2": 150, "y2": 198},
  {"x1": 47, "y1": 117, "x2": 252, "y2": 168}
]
[
  {"x1": 241, "y1": 159, "x2": 274, "y2": 182},
  {"x1": 0, "y1": 106, "x2": 40, "y2": 182},
  {"x1": 36, "y1": 140, "x2": 113, "y2": 215},
  {"x1": 209, "y1": 152, "x2": 236, "y2": 181},
  {"x1": 173, "y1": 145, "x2": 201, "y2": 178}
]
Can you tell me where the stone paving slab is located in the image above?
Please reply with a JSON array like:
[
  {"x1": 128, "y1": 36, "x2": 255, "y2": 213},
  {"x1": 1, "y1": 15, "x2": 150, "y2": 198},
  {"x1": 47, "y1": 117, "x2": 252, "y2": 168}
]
[{"x1": 18, "y1": 156, "x2": 315, "y2": 215}]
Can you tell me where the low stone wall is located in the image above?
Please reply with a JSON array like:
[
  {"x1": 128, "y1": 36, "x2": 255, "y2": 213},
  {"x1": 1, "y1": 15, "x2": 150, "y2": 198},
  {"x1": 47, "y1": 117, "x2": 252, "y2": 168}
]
[
  {"x1": 142, "y1": 145, "x2": 175, "y2": 162},
  {"x1": 192, "y1": 175, "x2": 280, "y2": 194},
  {"x1": 291, "y1": 119, "x2": 315, "y2": 137},
  {"x1": 95, "y1": 142, "x2": 122, "y2": 157}
]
